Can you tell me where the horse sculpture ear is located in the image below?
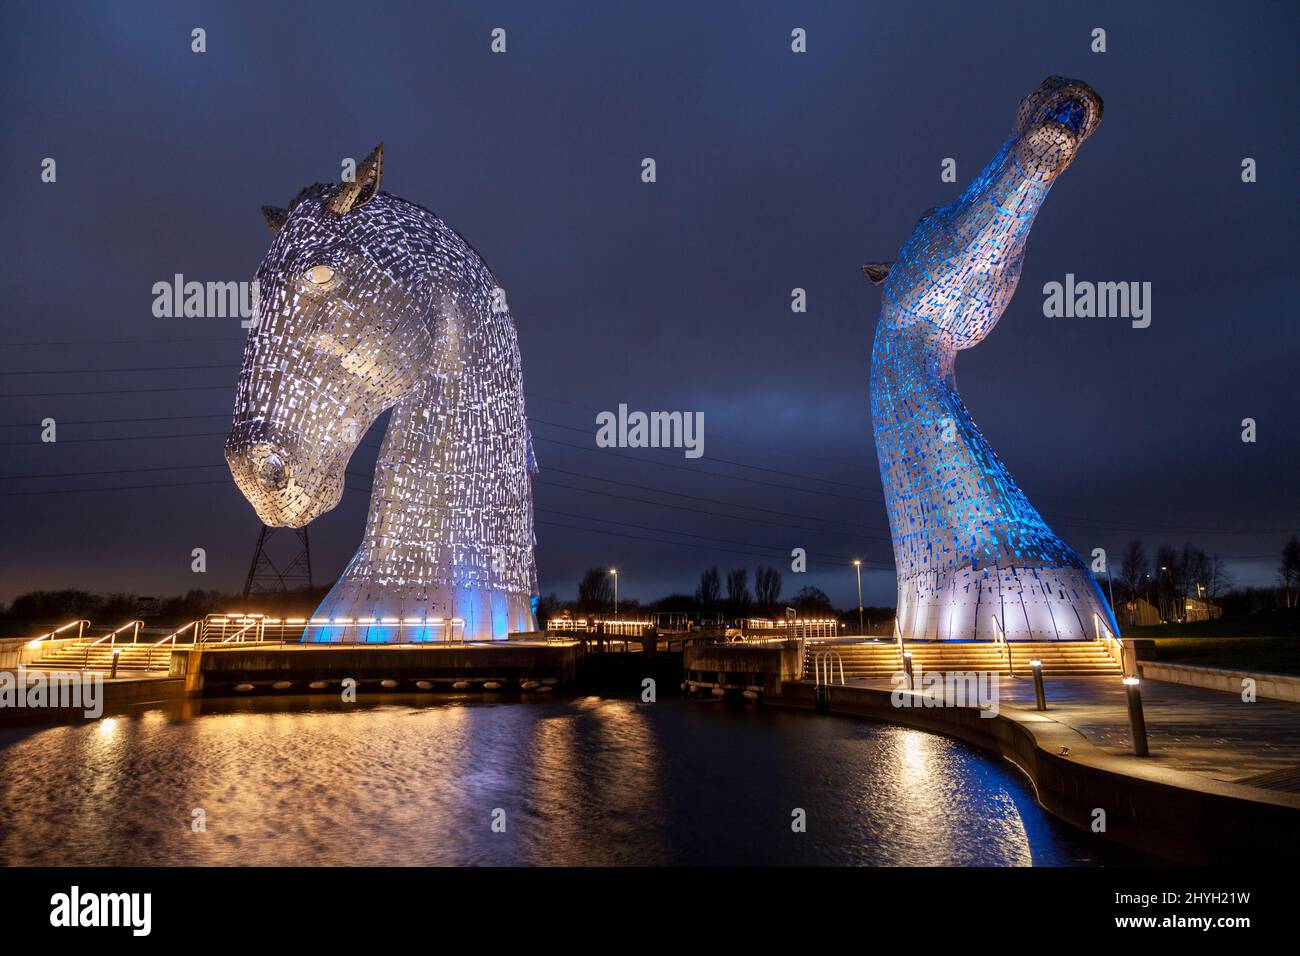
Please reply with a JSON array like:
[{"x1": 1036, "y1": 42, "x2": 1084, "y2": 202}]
[
  {"x1": 262, "y1": 205, "x2": 289, "y2": 234},
  {"x1": 327, "y1": 142, "x2": 384, "y2": 215},
  {"x1": 862, "y1": 262, "x2": 893, "y2": 285}
]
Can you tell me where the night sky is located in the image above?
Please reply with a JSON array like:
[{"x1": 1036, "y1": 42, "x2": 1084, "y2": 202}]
[{"x1": 2, "y1": 1, "x2": 1297, "y2": 610}]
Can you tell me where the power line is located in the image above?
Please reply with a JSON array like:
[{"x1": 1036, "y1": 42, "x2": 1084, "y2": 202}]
[
  {"x1": 3, "y1": 385, "x2": 231, "y2": 397},
  {"x1": 1, "y1": 420, "x2": 1294, "y2": 536},
  {"x1": 0, "y1": 463, "x2": 222, "y2": 480},
  {"x1": 0, "y1": 363, "x2": 238, "y2": 376},
  {"x1": 1, "y1": 431, "x2": 226, "y2": 446},
  {"x1": 0, "y1": 337, "x2": 244, "y2": 347},
  {"x1": 334, "y1": 466, "x2": 889, "y2": 543},
  {"x1": 0, "y1": 465, "x2": 881, "y2": 569},
  {"x1": 0, "y1": 362, "x2": 870, "y2": 473},
  {"x1": 527, "y1": 390, "x2": 872, "y2": 472},
  {"x1": 0, "y1": 414, "x2": 229, "y2": 428},
  {"x1": 0, "y1": 437, "x2": 889, "y2": 537},
  {"x1": 537, "y1": 470, "x2": 888, "y2": 535},
  {"x1": 532, "y1": 433, "x2": 882, "y2": 504},
  {"x1": 0, "y1": 423, "x2": 883, "y2": 505},
  {"x1": 530, "y1": 416, "x2": 877, "y2": 493},
  {"x1": 536, "y1": 506, "x2": 889, "y2": 567},
  {"x1": 0, "y1": 479, "x2": 231, "y2": 498},
  {"x1": 3, "y1": 364, "x2": 1288, "y2": 531},
  {"x1": 0, "y1": 383, "x2": 1294, "y2": 537},
  {"x1": 535, "y1": 517, "x2": 878, "y2": 570},
  {"x1": 535, "y1": 477, "x2": 891, "y2": 542},
  {"x1": 0, "y1": 472, "x2": 1283, "y2": 563},
  {"x1": 343, "y1": 471, "x2": 888, "y2": 568}
]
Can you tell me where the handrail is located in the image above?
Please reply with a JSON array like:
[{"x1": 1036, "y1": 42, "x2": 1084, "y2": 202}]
[
  {"x1": 24, "y1": 619, "x2": 90, "y2": 649},
  {"x1": 153, "y1": 620, "x2": 201, "y2": 647},
  {"x1": 219, "y1": 622, "x2": 261, "y2": 644},
  {"x1": 812, "y1": 650, "x2": 845, "y2": 686},
  {"x1": 146, "y1": 620, "x2": 201, "y2": 670},
  {"x1": 206, "y1": 615, "x2": 266, "y2": 643},
  {"x1": 894, "y1": 617, "x2": 905, "y2": 670},
  {"x1": 990, "y1": 614, "x2": 1014, "y2": 676},
  {"x1": 82, "y1": 620, "x2": 143, "y2": 669},
  {"x1": 1093, "y1": 611, "x2": 1120, "y2": 644},
  {"x1": 1094, "y1": 612, "x2": 1125, "y2": 669}
]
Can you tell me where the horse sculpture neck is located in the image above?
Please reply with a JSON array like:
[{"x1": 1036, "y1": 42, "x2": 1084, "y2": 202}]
[
  {"x1": 867, "y1": 77, "x2": 1116, "y2": 642},
  {"x1": 313, "y1": 214, "x2": 538, "y2": 641}
]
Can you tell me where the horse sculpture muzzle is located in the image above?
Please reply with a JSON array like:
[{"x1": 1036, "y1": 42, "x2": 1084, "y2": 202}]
[
  {"x1": 225, "y1": 421, "x2": 341, "y2": 529},
  {"x1": 1011, "y1": 76, "x2": 1102, "y2": 181}
]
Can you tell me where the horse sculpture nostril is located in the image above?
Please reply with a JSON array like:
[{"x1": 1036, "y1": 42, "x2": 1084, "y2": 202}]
[
  {"x1": 1047, "y1": 98, "x2": 1088, "y2": 136},
  {"x1": 257, "y1": 452, "x2": 289, "y2": 491}
]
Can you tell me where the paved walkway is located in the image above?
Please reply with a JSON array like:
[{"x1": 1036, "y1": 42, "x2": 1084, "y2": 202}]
[{"x1": 853, "y1": 675, "x2": 1300, "y2": 789}]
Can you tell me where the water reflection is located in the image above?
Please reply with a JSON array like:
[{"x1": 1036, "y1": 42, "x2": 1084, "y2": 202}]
[{"x1": 0, "y1": 696, "x2": 1129, "y2": 866}]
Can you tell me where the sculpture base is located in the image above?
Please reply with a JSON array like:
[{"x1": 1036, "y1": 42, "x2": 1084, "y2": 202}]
[
  {"x1": 304, "y1": 583, "x2": 536, "y2": 643},
  {"x1": 897, "y1": 563, "x2": 1117, "y2": 642}
]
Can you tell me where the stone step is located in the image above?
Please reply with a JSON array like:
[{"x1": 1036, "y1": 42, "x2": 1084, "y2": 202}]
[
  {"x1": 807, "y1": 651, "x2": 1117, "y2": 658},
  {"x1": 821, "y1": 659, "x2": 1116, "y2": 668},
  {"x1": 819, "y1": 655, "x2": 1117, "y2": 661},
  {"x1": 34, "y1": 645, "x2": 174, "y2": 670},
  {"x1": 39, "y1": 655, "x2": 169, "y2": 661},
  {"x1": 804, "y1": 647, "x2": 1122, "y2": 678}
]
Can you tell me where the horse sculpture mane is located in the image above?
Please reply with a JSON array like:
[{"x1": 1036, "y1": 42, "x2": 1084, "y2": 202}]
[
  {"x1": 226, "y1": 145, "x2": 539, "y2": 642},
  {"x1": 867, "y1": 77, "x2": 1119, "y2": 642}
]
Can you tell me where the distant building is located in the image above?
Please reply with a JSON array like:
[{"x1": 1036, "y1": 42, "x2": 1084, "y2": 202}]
[
  {"x1": 1123, "y1": 597, "x2": 1161, "y2": 627},
  {"x1": 1184, "y1": 597, "x2": 1223, "y2": 623}
]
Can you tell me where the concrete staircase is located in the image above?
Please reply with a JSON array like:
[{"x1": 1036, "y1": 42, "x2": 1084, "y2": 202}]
[
  {"x1": 29, "y1": 642, "x2": 172, "y2": 673},
  {"x1": 803, "y1": 640, "x2": 1122, "y2": 681}
]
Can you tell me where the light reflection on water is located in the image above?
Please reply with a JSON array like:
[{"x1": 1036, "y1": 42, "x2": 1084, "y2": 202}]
[{"x1": 0, "y1": 696, "x2": 1129, "y2": 866}]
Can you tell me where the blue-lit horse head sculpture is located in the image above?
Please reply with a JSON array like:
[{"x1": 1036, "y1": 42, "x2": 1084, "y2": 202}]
[
  {"x1": 225, "y1": 145, "x2": 539, "y2": 642},
  {"x1": 866, "y1": 77, "x2": 1118, "y2": 641}
]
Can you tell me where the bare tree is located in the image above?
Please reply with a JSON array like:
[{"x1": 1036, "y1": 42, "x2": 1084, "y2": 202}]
[
  {"x1": 1280, "y1": 536, "x2": 1300, "y2": 608},
  {"x1": 1117, "y1": 539, "x2": 1149, "y2": 625},
  {"x1": 695, "y1": 566, "x2": 721, "y2": 608},
  {"x1": 754, "y1": 565, "x2": 782, "y2": 612},
  {"x1": 1185, "y1": 541, "x2": 1201, "y2": 616},
  {"x1": 725, "y1": 568, "x2": 752, "y2": 615},
  {"x1": 1154, "y1": 546, "x2": 1179, "y2": 622},
  {"x1": 1204, "y1": 554, "x2": 1231, "y2": 604},
  {"x1": 1119, "y1": 539, "x2": 1149, "y2": 602},
  {"x1": 791, "y1": 586, "x2": 834, "y2": 616},
  {"x1": 577, "y1": 567, "x2": 613, "y2": 613}
]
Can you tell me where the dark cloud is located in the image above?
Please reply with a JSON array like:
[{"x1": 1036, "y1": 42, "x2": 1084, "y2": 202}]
[{"x1": 1, "y1": 1, "x2": 1296, "y2": 609}]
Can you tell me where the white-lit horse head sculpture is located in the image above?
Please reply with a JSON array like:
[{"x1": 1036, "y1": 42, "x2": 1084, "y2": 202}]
[{"x1": 226, "y1": 145, "x2": 539, "y2": 641}]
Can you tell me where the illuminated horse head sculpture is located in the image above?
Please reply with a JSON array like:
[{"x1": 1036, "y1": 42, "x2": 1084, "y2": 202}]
[
  {"x1": 225, "y1": 144, "x2": 539, "y2": 642},
  {"x1": 866, "y1": 77, "x2": 1118, "y2": 641}
]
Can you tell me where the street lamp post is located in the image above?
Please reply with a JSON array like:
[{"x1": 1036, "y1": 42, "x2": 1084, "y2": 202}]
[
  {"x1": 1159, "y1": 565, "x2": 1169, "y2": 622},
  {"x1": 610, "y1": 568, "x2": 618, "y2": 619},
  {"x1": 853, "y1": 560, "x2": 863, "y2": 636},
  {"x1": 1123, "y1": 677, "x2": 1149, "y2": 757},
  {"x1": 1030, "y1": 659, "x2": 1046, "y2": 711}
]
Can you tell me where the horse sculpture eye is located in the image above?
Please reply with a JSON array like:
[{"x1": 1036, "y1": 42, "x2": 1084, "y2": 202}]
[{"x1": 304, "y1": 264, "x2": 335, "y2": 285}]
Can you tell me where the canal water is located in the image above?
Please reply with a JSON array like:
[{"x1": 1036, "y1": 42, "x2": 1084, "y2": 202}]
[{"x1": 0, "y1": 695, "x2": 1140, "y2": 866}]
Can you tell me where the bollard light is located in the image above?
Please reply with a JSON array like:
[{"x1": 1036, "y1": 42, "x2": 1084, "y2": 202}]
[
  {"x1": 1123, "y1": 677, "x2": 1149, "y2": 757},
  {"x1": 903, "y1": 650, "x2": 915, "y2": 691},
  {"x1": 110, "y1": 648, "x2": 121, "y2": 680},
  {"x1": 1030, "y1": 659, "x2": 1046, "y2": 711}
]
